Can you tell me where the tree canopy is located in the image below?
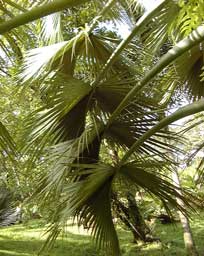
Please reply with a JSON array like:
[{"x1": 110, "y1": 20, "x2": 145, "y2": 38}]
[{"x1": 1, "y1": 0, "x2": 204, "y2": 255}]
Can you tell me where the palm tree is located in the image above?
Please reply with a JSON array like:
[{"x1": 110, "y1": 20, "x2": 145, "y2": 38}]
[{"x1": 1, "y1": 0, "x2": 204, "y2": 255}]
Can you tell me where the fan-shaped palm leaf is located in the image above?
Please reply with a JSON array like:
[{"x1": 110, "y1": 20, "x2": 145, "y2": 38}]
[
  {"x1": 119, "y1": 162, "x2": 193, "y2": 213},
  {"x1": 25, "y1": 75, "x2": 91, "y2": 145},
  {"x1": 20, "y1": 38, "x2": 78, "y2": 82},
  {"x1": 92, "y1": 0, "x2": 169, "y2": 85},
  {"x1": 40, "y1": 12, "x2": 63, "y2": 45},
  {"x1": 120, "y1": 99, "x2": 204, "y2": 165},
  {"x1": 175, "y1": 45, "x2": 204, "y2": 100},
  {"x1": 106, "y1": 25, "x2": 204, "y2": 128},
  {"x1": 39, "y1": 163, "x2": 119, "y2": 255},
  {"x1": 34, "y1": 120, "x2": 103, "y2": 201},
  {"x1": 140, "y1": 0, "x2": 180, "y2": 53},
  {"x1": 92, "y1": 76, "x2": 183, "y2": 158}
]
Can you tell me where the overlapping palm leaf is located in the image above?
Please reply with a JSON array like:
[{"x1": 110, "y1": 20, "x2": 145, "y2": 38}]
[
  {"x1": 95, "y1": 78, "x2": 183, "y2": 157},
  {"x1": 38, "y1": 162, "x2": 119, "y2": 254},
  {"x1": 24, "y1": 74, "x2": 92, "y2": 157},
  {"x1": 4, "y1": 0, "x2": 204, "y2": 255},
  {"x1": 38, "y1": 155, "x2": 194, "y2": 254},
  {"x1": 40, "y1": 12, "x2": 63, "y2": 45},
  {"x1": 21, "y1": 28, "x2": 137, "y2": 83},
  {"x1": 174, "y1": 45, "x2": 204, "y2": 100},
  {"x1": 0, "y1": 122, "x2": 16, "y2": 159},
  {"x1": 119, "y1": 160, "x2": 194, "y2": 213},
  {"x1": 131, "y1": 0, "x2": 180, "y2": 53}
]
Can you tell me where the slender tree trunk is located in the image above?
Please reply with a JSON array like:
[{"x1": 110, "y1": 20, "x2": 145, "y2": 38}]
[
  {"x1": 109, "y1": 146, "x2": 154, "y2": 243},
  {"x1": 172, "y1": 170, "x2": 199, "y2": 256},
  {"x1": 112, "y1": 192, "x2": 150, "y2": 243},
  {"x1": 126, "y1": 191, "x2": 150, "y2": 243}
]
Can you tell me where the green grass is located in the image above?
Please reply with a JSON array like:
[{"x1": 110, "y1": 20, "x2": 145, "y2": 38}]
[{"x1": 0, "y1": 214, "x2": 204, "y2": 256}]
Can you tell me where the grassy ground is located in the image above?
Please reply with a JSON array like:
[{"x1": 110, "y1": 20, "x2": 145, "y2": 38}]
[{"x1": 0, "y1": 213, "x2": 204, "y2": 256}]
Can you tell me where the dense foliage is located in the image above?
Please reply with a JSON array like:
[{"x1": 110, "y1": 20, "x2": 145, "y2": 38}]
[{"x1": 1, "y1": 0, "x2": 204, "y2": 255}]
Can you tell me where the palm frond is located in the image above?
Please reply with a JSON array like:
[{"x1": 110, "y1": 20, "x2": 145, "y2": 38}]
[
  {"x1": 23, "y1": 74, "x2": 92, "y2": 167},
  {"x1": 35, "y1": 140, "x2": 78, "y2": 198},
  {"x1": 20, "y1": 39, "x2": 75, "y2": 82},
  {"x1": 20, "y1": 31, "x2": 123, "y2": 82},
  {"x1": 119, "y1": 162, "x2": 193, "y2": 213},
  {"x1": 105, "y1": 25, "x2": 204, "y2": 129},
  {"x1": 141, "y1": 1, "x2": 180, "y2": 53},
  {"x1": 39, "y1": 163, "x2": 119, "y2": 255},
  {"x1": 27, "y1": 116, "x2": 104, "y2": 195},
  {"x1": 40, "y1": 12, "x2": 63, "y2": 44},
  {"x1": 169, "y1": 0, "x2": 204, "y2": 40},
  {"x1": 91, "y1": 75, "x2": 183, "y2": 158},
  {"x1": 106, "y1": 118, "x2": 182, "y2": 161},
  {"x1": 0, "y1": 121, "x2": 16, "y2": 158},
  {"x1": 120, "y1": 99, "x2": 204, "y2": 164},
  {"x1": 175, "y1": 45, "x2": 204, "y2": 100},
  {"x1": 40, "y1": 131, "x2": 101, "y2": 197},
  {"x1": 92, "y1": 0, "x2": 169, "y2": 86},
  {"x1": 28, "y1": 78, "x2": 90, "y2": 142}
]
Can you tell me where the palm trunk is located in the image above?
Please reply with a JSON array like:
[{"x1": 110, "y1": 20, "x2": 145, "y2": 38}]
[
  {"x1": 112, "y1": 192, "x2": 150, "y2": 243},
  {"x1": 126, "y1": 192, "x2": 150, "y2": 243},
  {"x1": 172, "y1": 170, "x2": 199, "y2": 256}
]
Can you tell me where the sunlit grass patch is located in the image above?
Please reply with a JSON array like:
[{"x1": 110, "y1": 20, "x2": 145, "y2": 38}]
[{"x1": 0, "y1": 213, "x2": 204, "y2": 256}]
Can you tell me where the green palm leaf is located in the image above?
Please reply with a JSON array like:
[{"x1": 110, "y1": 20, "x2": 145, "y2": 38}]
[
  {"x1": 21, "y1": 30, "x2": 135, "y2": 82},
  {"x1": 28, "y1": 76, "x2": 91, "y2": 139},
  {"x1": 23, "y1": 75, "x2": 92, "y2": 168},
  {"x1": 141, "y1": 1, "x2": 180, "y2": 53},
  {"x1": 40, "y1": 163, "x2": 120, "y2": 255},
  {"x1": 119, "y1": 162, "x2": 193, "y2": 213},
  {"x1": 0, "y1": 122, "x2": 16, "y2": 158},
  {"x1": 40, "y1": 12, "x2": 63, "y2": 44},
  {"x1": 106, "y1": 25, "x2": 204, "y2": 129},
  {"x1": 120, "y1": 99, "x2": 204, "y2": 164},
  {"x1": 93, "y1": 77, "x2": 182, "y2": 157},
  {"x1": 20, "y1": 37, "x2": 79, "y2": 81},
  {"x1": 175, "y1": 45, "x2": 204, "y2": 100}
]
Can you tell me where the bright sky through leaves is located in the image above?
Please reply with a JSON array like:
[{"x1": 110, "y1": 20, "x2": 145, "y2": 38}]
[{"x1": 138, "y1": 0, "x2": 163, "y2": 11}]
